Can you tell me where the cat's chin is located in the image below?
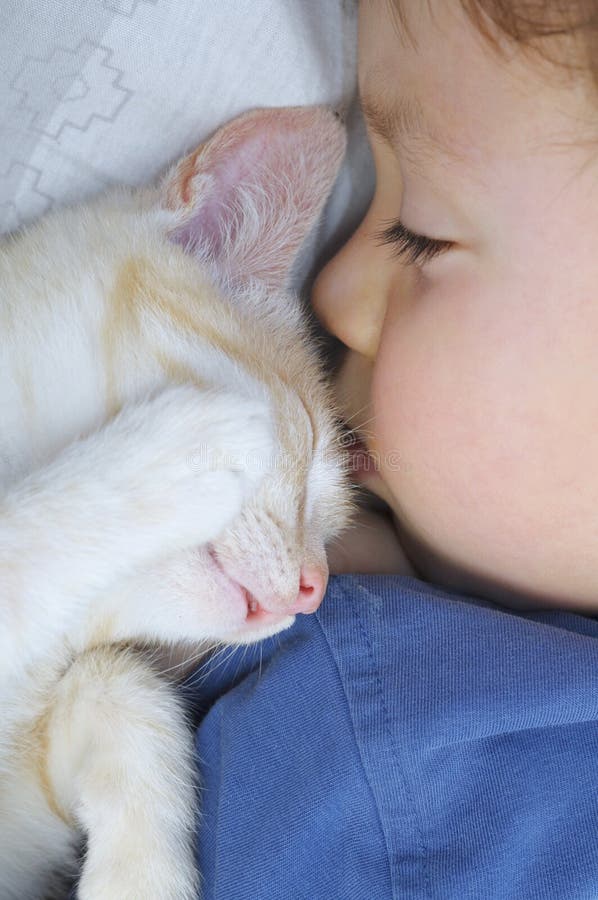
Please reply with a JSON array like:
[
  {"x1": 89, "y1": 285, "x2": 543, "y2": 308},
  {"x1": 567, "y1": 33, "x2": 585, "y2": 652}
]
[
  {"x1": 206, "y1": 545, "x2": 296, "y2": 644},
  {"x1": 224, "y1": 611, "x2": 297, "y2": 646},
  {"x1": 222, "y1": 583, "x2": 296, "y2": 645}
]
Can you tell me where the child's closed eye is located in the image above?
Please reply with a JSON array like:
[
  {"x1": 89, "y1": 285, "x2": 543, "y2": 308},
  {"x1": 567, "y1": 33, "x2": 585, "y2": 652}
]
[{"x1": 376, "y1": 219, "x2": 453, "y2": 267}]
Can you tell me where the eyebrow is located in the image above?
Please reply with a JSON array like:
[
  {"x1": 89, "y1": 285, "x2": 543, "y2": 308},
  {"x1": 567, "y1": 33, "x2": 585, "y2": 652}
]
[
  {"x1": 360, "y1": 90, "x2": 427, "y2": 145},
  {"x1": 359, "y1": 78, "x2": 461, "y2": 166}
]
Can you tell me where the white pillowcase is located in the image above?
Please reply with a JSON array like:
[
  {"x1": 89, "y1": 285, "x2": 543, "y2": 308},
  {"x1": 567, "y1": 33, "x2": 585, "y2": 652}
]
[{"x1": 0, "y1": 0, "x2": 374, "y2": 276}]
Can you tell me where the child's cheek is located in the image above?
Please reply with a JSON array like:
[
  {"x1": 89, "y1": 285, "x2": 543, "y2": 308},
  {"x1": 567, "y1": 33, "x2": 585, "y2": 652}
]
[
  {"x1": 368, "y1": 273, "x2": 587, "y2": 603},
  {"x1": 368, "y1": 290, "x2": 525, "y2": 569}
]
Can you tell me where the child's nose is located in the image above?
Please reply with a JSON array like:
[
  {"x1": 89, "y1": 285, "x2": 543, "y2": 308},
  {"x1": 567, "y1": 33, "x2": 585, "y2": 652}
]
[
  {"x1": 286, "y1": 565, "x2": 329, "y2": 614},
  {"x1": 311, "y1": 223, "x2": 388, "y2": 361}
]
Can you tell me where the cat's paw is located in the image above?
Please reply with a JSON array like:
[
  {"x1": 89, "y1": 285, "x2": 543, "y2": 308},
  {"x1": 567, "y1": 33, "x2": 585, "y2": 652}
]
[
  {"x1": 77, "y1": 852, "x2": 200, "y2": 900},
  {"x1": 111, "y1": 384, "x2": 274, "y2": 550},
  {"x1": 184, "y1": 387, "x2": 275, "y2": 495},
  {"x1": 50, "y1": 647, "x2": 201, "y2": 900}
]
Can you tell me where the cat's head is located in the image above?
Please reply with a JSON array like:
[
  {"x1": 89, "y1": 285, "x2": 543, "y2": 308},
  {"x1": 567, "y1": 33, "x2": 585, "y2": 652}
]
[
  {"x1": 101, "y1": 107, "x2": 355, "y2": 647},
  {"x1": 159, "y1": 107, "x2": 354, "y2": 644}
]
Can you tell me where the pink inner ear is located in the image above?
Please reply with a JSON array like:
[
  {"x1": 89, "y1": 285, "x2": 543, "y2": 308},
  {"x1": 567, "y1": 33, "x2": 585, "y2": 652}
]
[
  {"x1": 166, "y1": 107, "x2": 347, "y2": 290},
  {"x1": 171, "y1": 132, "x2": 270, "y2": 259},
  {"x1": 171, "y1": 195, "x2": 227, "y2": 259}
]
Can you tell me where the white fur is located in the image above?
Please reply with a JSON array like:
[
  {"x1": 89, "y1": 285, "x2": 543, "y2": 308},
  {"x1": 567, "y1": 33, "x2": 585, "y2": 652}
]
[{"x1": 0, "y1": 107, "x2": 351, "y2": 898}]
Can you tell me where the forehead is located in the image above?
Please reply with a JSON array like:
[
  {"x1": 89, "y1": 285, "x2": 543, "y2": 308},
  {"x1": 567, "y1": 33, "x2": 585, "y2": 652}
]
[
  {"x1": 358, "y1": 66, "x2": 465, "y2": 167},
  {"x1": 357, "y1": 0, "x2": 561, "y2": 170}
]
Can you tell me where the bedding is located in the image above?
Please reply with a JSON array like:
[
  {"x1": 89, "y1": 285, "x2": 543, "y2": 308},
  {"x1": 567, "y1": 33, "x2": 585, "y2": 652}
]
[{"x1": 0, "y1": 0, "x2": 374, "y2": 281}]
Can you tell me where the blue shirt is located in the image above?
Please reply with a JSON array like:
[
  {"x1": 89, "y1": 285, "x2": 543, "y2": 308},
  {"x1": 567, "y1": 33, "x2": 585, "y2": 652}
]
[{"x1": 190, "y1": 574, "x2": 598, "y2": 899}]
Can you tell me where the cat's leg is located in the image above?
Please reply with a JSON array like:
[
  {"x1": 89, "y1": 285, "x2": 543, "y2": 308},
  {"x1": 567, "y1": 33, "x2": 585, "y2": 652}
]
[
  {"x1": 47, "y1": 645, "x2": 200, "y2": 900},
  {"x1": 0, "y1": 384, "x2": 273, "y2": 674}
]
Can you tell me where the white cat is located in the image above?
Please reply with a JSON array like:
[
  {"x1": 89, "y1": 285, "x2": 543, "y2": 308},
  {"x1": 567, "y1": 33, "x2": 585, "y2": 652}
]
[{"x1": 0, "y1": 106, "x2": 352, "y2": 899}]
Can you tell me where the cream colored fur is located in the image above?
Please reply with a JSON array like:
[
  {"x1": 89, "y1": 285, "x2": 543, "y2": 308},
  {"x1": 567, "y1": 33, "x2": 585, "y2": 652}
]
[{"x1": 0, "y1": 107, "x2": 351, "y2": 899}]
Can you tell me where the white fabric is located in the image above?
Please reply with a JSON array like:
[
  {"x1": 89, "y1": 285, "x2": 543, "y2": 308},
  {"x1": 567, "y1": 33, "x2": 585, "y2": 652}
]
[{"x1": 0, "y1": 0, "x2": 374, "y2": 272}]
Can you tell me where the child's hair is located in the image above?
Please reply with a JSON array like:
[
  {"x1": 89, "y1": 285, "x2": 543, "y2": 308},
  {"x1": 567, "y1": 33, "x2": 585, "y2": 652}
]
[{"x1": 391, "y1": 1, "x2": 598, "y2": 89}]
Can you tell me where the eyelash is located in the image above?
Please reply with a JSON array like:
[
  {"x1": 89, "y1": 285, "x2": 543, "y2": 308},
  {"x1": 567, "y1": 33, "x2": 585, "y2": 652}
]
[{"x1": 376, "y1": 219, "x2": 453, "y2": 267}]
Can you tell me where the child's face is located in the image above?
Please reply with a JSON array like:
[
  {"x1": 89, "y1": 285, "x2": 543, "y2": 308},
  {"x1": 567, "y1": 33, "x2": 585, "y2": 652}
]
[{"x1": 313, "y1": 1, "x2": 598, "y2": 610}]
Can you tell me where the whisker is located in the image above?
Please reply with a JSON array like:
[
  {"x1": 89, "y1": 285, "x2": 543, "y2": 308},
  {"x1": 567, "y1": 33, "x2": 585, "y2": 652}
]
[
  {"x1": 351, "y1": 411, "x2": 377, "y2": 428},
  {"x1": 338, "y1": 400, "x2": 371, "y2": 423},
  {"x1": 188, "y1": 643, "x2": 240, "y2": 684},
  {"x1": 158, "y1": 641, "x2": 222, "y2": 678}
]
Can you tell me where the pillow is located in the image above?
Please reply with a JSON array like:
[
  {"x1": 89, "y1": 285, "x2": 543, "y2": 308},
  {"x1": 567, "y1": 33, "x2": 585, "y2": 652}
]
[{"x1": 0, "y1": 0, "x2": 374, "y2": 277}]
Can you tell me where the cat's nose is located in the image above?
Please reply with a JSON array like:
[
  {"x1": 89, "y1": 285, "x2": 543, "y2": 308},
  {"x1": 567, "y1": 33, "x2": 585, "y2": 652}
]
[{"x1": 287, "y1": 565, "x2": 328, "y2": 614}]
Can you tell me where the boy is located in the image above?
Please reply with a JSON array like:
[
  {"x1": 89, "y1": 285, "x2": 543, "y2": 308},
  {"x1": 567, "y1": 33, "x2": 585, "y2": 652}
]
[
  {"x1": 196, "y1": 3, "x2": 598, "y2": 897},
  {"x1": 314, "y1": 0, "x2": 598, "y2": 614}
]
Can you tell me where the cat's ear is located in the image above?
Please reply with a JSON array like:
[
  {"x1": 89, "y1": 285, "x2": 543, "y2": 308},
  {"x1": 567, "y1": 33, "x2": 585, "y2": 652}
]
[{"x1": 161, "y1": 106, "x2": 346, "y2": 290}]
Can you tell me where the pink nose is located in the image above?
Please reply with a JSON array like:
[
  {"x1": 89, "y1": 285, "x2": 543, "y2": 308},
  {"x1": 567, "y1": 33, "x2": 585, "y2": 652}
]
[{"x1": 287, "y1": 565, "x2": 329, "y2": 615}]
